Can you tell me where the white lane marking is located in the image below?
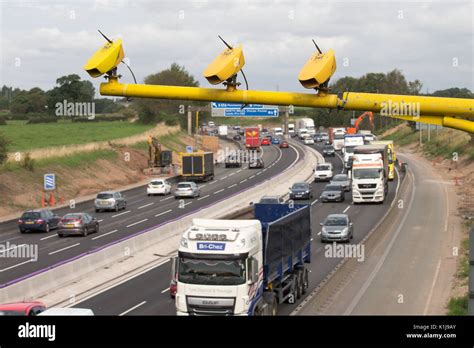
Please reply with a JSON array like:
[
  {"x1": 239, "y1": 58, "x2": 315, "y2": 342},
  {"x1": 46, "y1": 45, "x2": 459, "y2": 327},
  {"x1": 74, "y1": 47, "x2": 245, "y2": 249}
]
[
  {"x1": 112, "y1": 210, "x2": 131, "y2": 218},
  {"x1": 119, "y1": 301, "x2": 147, "y2": 316},
  {"x1": 343, "y1": 205, "x2": 351, "y2": 213},
  {"x1": 155, "y1": 209, "x2": 172, "y2": 217},
  {"x1": 214, "y1": 189, "x2": 225, "y2": 194},
  {"x1": 262, "y1": 168, "x2": 268, "y2": 172},
  {"x1": 228, "y1": 184, "x2": 237, "y2": 189},
  {"x1": 40, "y1": 235, "x2": 56, "y2": 241},
  {"x1": 423, "y1": 259, "x2": 442, "y2": 315},
  {"x1": 197, "y1": 194, "x2": 210, "y2": 201},
  {"x1": 390, "y1": 166, "x2": 401, "y2": 208},
  {"x1": 200, "y1": 185, "x2": 207, "y2": 188},
  {"x1": 317, "y1": 232, "x2": 321, "y2": 235},
  {"x1": 49, "y1": 243, "x2": 80, "y2": 256},
  {"x1": 0, "y1": 259, "x2": 34, "y2": 272},
  {"x1": 138, "y1": 202, "x2": 154, "y2": 210},
  {"x1": 208, "y1": 180, "x2": 218, "y2": 185},
  {"x1": 126, "y1": 219, "x2": 148, "y2": 228},
  {"x1": 182, "y1": 201, "x2": 193, "y2": 207},
  {"x1": 220, "y1": 176, "x2": 228, "y2": 180},
  {"x1": 249, "y1": 175, "x2": 256, "y2": 179},
  {"x1": 256, "y1": 172, "x2": 262, "y2": 175},
  {"x1": 236, "y1": 169, "x2": 242, "y2": 173},
  {"x1": 92, "y1": 229, "x2": 118, "y2": 240},
  {"x1": 98, "y1": 219, "x2": 104, "y2": 223},
  {"x1": 311, "y1": 199, "x2": 319, "y2": 206},
  {"x1": 161, "y1": 287, "x2": 170, "y2": 293},
  {"x1": 229, "y1": 172, "x2": 235, "y2": 176},
  {"x1": 240, "y1": 179, "x2": 247, "y2": 184},
  {"x1": 160, "y1": 196, "x2": 173, "y2": 202}
]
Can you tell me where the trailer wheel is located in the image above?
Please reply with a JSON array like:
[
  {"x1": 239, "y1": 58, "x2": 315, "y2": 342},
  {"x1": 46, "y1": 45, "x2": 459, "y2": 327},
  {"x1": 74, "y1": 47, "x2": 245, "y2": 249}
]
[
  {"x1": 263, "y1": 292, "x2": 277, "y2": 316},
  {"x1": 302, "y1": 268, "x2": 309, "y2": 295}
]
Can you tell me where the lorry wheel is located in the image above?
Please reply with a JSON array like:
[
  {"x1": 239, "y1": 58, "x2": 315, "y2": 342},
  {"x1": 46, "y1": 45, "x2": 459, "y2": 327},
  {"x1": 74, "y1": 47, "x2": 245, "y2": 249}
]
[
  {"x1": 295, "y1": 274, "x2": 303, "y2": 299},
  {"x1": 302, "y1": 269, "x2": 309, "y2": 295},
  {"x1": 263, "y1": 292, "x2": 277, "y2": 316}
]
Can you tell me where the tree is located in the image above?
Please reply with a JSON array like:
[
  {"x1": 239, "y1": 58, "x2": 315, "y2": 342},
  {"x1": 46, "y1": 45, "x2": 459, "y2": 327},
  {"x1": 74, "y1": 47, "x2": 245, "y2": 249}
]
[
  {"x1": 431, "y1": 87, "x2": 473, "y2": 98},
  {"x1": 0, "y1": 134, "x2": 9, "y2": 165},
  {"x1": 134, "y1": 63, "x2": 199, "y2": 124},
  {"x1": 46, "y1": 74, "x2": 95, "y2": 113},
  {"x1": 10, "y1": 88, "x2": 47, "y2": 114}
]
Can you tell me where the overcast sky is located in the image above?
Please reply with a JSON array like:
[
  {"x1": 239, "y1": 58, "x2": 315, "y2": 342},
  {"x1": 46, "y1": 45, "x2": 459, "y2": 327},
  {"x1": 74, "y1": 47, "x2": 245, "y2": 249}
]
[{"x1": 0, "y1": 0, "x2": 472, "y2": 96}]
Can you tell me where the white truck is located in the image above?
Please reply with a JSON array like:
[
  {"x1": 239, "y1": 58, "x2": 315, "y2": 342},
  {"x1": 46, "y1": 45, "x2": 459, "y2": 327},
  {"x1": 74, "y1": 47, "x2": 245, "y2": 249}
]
[
  {"x1": 332, "y1": 132, "x2": 345, "y2": 151},
  {"x1": 296, "y1": 118, "x2": 315, "y2": 135},
  {"x1": 297, "y1": 128, "x2": 309, "y2": 139},
  {"x1": 288, "y1": 123, "x2": 295, "y2": 137},
  {"x1": 173, "y1": 203, "x2": 312, "y2": 316},
  {"x1": 273, "y1": 127, "x2": 283, "y2": 136},
  {"x1": 351, "y1": 145, "x2": 389, "y2": 203},
  {"x1": 218, "y1": 125, "x2": 228, "y2": 136},
  {"x1": 342, "y1": 134, "x2": 365, "y2": 168}
]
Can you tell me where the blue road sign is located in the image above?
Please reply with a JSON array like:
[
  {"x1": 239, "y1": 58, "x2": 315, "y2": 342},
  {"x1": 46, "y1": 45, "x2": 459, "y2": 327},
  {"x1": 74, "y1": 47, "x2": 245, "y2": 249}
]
[
  {"x1": 186, "y1": 145, "x2": 193, "y2": 153},
  {"x1": 44, "y1": 173, "x2": 56, "y2": 191},
  {"x1": 211, "y1": 102, "x2": 279, "y2": 117}
]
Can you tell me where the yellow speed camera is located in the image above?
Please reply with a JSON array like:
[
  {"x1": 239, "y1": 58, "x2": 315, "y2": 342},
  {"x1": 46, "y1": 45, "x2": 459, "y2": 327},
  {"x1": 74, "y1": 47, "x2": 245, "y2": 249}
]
[
  {"x1": 84, "y1": 38, "x2": 124, "y2": 78},
  {"x1": 298, "y1": 47, "x2": 336, "y2": 90},
  {"x1": 203, "y1": 44, "x2": 245, "y2": 85}
]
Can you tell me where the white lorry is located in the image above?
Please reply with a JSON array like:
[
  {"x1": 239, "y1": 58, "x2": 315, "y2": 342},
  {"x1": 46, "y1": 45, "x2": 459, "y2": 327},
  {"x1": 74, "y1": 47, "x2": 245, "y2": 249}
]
[
  {"x1": 351, "y1": 145, "x2": 389, "y2": 203},
  {"x1": 342, "y1": 134, "x2": 365, "y2": 168},
  {"x1": 273, "y1": 127, "x2": 283, "y2": 136},
  {"x1": 218, "y1": 125, "x2": 228, "y2": 136},
  {"x1": 288, "y1": 123, "x2": 295, "y2": 137},
  {"x1": 332, "y1": 132, "x2": 345, "y2": 151},
  {"x1": 297, "y1": 128, "x2": 309, "y2": 139},
  {"x1": 296, "y1": 118, "x2": 315, "y2": 135},
  {"x1": 173, "y1": 203, "x2": 312, "y2": 316}
]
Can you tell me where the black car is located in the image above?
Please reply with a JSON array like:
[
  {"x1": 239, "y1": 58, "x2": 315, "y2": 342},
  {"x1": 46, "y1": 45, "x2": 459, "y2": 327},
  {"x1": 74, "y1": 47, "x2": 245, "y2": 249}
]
[
  {"x1": 57, "y1": 213, "x2": 99, "y2": 237},
  {"x1": 233, "y1": 134, "x2": 242, "y2": 141},
  {"x1": 225, "y1": 155, "x2": 241, "y2": 168},
  {"x1": 313, "y1": 133, "x2": 323, "y2": 142},
  {"x1": 18, "y1": 209, "x2": 60, "y2": 233},
  {"x1": 248, "y1": 158, "x2": 264, "y2": 169},
  {"x1": 320, "y1": 184, "x2": 345, "y2": 202},
  {"x1": 323, "y1": 145, "x2": 335, "y2": 157},
  {"x1": 289, "y1": 182, "x2": 313, "y2": 200}
]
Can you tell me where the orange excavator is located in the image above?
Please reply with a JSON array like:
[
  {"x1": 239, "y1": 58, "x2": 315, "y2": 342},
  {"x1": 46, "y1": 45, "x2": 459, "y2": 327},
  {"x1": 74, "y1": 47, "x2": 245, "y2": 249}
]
[{"x1": 346, "y1": 111, "x2": 374, "y2": 134}]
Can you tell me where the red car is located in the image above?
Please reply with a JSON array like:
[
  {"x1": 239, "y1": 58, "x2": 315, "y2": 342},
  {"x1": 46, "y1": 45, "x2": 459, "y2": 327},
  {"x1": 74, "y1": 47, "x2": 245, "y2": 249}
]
[
  {"x1": 261, "y1": 138, "x2": 270, "y2": 146},
  {"x1": 0, "y1": 301, "x2": 46, "y2": 316},
  {"x1": 279, "y1": 141, "x2": 289, "y2": 148}
]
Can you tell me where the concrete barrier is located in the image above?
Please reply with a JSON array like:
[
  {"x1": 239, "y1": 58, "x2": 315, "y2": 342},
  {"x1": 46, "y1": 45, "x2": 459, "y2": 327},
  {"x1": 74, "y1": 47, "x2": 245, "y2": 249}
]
[{"x1": 0, "y1": 140, "x2": 317, "y2": 305}]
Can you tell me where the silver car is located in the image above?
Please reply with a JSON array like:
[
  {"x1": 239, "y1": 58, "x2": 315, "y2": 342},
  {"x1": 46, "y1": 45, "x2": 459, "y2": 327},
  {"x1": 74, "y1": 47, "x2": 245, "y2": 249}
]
[
  {"x1": 330, "y1": 174, "x2": 351, "y2": 192},
  {"x1": 174, "y1": 182, "x2": 200, "y2": 199},
  {"x1": 94, "y1": 191, "x2": 127, "y2": 212},
  {"x1": 320, "y1": 214, "x2": 353, "y2": 242}
]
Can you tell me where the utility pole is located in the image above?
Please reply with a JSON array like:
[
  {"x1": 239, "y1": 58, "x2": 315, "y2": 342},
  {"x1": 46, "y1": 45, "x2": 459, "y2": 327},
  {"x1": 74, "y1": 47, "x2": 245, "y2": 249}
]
[
  {"x1": 428, "y1": 123, "x2": 431, "y2": 142},
  {"x1": 187, "y1": 106, "x2": 192, "y2": 135}
]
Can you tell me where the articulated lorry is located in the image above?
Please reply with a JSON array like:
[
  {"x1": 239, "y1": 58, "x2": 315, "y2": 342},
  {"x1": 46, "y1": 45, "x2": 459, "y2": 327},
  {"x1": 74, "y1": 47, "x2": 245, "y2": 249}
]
[
  {"x1": 180, "y1": 152, "x2": 215, "y2": 182},
  {"x1": 351, "y1": 144, "x2": 389, "y2": 203},
  {"x1": 245, "y1": 127, "x2": 260, "y2": 151},
  {"x1": 371, "y1": 140, "x2": 396, "y2": 180},
  {"x1": 173, "y1": 203, "x2": 312, "y2": 315},
  {"x1": 342, "y1": 134, "x2": 365, "y2": 168},
  {"x1": 296, "y1": 118, "x2": 315, "y2": 135},
  {"x1": 328, "y1": 127, "x2": 346, "y2": 151}
]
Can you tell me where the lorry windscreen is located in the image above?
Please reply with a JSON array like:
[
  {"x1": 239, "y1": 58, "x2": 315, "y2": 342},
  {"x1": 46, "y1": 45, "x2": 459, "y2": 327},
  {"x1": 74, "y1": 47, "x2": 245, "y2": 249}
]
[
  {"x1": 178, "y1": 257, "x2": 246, "y2": 285},
  {"x1": 353, "y1": 168, "x2": 381, "y2": 179}
]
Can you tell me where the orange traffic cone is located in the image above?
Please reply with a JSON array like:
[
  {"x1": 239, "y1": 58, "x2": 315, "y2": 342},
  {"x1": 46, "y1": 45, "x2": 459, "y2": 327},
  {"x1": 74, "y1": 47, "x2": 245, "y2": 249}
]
[
  {"x1": 41, "y1": 193, "x2": 46, "y2": 207},
  {"x1": 48, "y1": 194, "x2": 56, "y2": 207}
]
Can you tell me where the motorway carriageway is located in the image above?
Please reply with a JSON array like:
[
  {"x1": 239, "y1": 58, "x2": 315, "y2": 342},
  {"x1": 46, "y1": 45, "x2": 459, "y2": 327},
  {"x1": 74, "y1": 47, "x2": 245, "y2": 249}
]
[
  {"x1": 72, "y1": 140, "x2": 401, "y2": 316},
  {"x1": 0, "y1": 139, "x2": 302, "y2": 286}
]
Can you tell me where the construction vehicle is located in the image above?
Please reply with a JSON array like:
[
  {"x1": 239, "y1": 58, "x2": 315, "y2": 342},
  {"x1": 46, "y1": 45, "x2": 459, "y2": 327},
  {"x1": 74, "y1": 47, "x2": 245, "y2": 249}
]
[
  {"x1": 346, "y1": 111, "x2": 374, "y2": 134},
  {"x1": 173, "y1": 203, "x2": 312, "y2": 315},
  {"x1": 180, "y1": 151, "x2": 214, "y2": 182},
  {"x1": 147, "y1": 135, "x2": 173, "y2": 174}
]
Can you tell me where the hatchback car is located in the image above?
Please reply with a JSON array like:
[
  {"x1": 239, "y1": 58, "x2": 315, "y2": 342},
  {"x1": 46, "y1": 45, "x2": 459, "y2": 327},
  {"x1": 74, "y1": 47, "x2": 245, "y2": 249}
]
[
  {"x1": 174, "y1": 182, "x2": 200, "y2": 199},
  {"x1": 147, "y1": 179, "x2": 171, "y2": 196},
  {"x1": 18, "y1": 209, "x2": 60, "y2": 233},
  {"x1": 303, "y1": 137, "x2": 314, "y2": 145},
  {"x1": 314, "y1": 163, "x2": 334, "y2": 182},
  {"x1": 279, "y1": 141, "x2": 289, "y2": 149},
  {"x1": 261, "y1": 138, "x2": 270, "y2": 146},
  {"x1": 271, "y1": 137, "x2": 280, "y2": 145},
  {"x1": 289, "y1": 182, "x2": 312, "y2": 200},
  {"x1": 313, "y1": 133, "x2": 323, "y2": 142},
  {"x1": 258, "y1": 195, "x2": 284, "y2": 204},
  {"x1": 330, "y1": 174, "x2": 351, "y2": 192},
  {"x1": 322, "y1": 145, "x2": 335, "y2": 157},
  {"x1": 0, "y1": 301, "x2": 46, "y2": 316},
  {"x1": 225, "y1": 155, "x2": 242, "y2": 168},
  {"x1": 321, "y1": 133, "x2": 329, "y2": 141},
  {"x1": 57, "y1": 213, "x2": 99, "y2": 237},
  {"x1": 249, "y1": 158, "x2": 264, "y2": 169},
  {"x1": 320, "y1": 184, "x2": 345, "y2": 202},
  {"x1": 94, "y1": 191, "x2": 127, "y2": 212},
  {"x1": 320, "y1": 214, "x2": 353, "y2": 242}
]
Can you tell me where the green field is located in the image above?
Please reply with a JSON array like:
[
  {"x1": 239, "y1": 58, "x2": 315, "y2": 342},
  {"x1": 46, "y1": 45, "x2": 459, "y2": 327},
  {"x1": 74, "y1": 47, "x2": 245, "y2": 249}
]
[{"x1": 0, "y1": 120, "x2": 154, "y2": 152}]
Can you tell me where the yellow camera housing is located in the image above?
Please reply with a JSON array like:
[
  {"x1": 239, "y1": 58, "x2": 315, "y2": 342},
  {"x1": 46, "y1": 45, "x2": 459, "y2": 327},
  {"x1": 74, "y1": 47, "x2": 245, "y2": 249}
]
[
  {"x1": 203, "y1": 44, "x2": 245, "y2": 85},
  {"x1": 298, "y1": 48, "x2": 336, "y2": 89},
  {"x1": 84, "y1": 38, "x2": 124, "y2": 78}
]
